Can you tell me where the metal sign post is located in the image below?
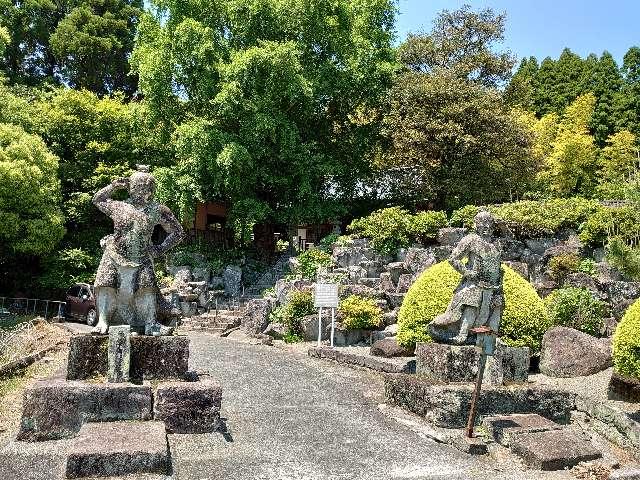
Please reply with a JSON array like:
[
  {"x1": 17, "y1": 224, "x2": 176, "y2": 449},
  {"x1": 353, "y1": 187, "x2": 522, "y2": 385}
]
[
  {"x1": 465, "y1": 325, "x2": 497, "y2": 438},
  {"x1": 314, "y1": 283, "x2": 339, "y2": 347}
]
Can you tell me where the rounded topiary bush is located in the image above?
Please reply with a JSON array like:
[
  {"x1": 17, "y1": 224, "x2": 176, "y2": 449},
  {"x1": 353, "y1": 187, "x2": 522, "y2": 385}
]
[
  {"x1": 339, "y1": 295, "x2": 383, "y2": 330},
  {"x1": 397, "y1": 261, "x2": 551, "y2": 352},
  {"x1": 612, "y1": 300, "x2": 640, "y2": 378}
]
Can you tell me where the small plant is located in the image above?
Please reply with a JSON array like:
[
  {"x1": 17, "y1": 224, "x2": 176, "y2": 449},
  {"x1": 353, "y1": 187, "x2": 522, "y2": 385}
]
[
  {"x1": 348, "y1": 207, "x2": 413, "y2": 254},
  {"x1": 578, "y1": 258, "x2": 597, "y2": 276},
  {"x1": 548, "y1": 254, "x2": 580, "y2": 282},
  {"x1": 449, "y1": 205, "x2": 479, "y2": 228},
  {"x1": 318, "y1": 233, "x2": 340, "y2": 252},
  {"x1": 294, "y1": 248, "x2": 333, "y2": 279},
  {"x1": 407, "y1": 211, "x2": 448, "y2": 243},
  {"x1": 283, "y1": 331, "x2": 304, "y2": 343},
  {"x1": 270, "y1": 290, "x2": 315, "y2": 340},
  {"x1": 606, "y1": 236, "x2": 640, "y2": 280},
  {"x1": 276, "y1": 239, "x2": 290, "y2": 253},
  {"x1": 339, "y1": 295, "x2": 382, "y2": 330},
  {"x1": 545, "y1": 287, "x2": 606, "y2": 337}
]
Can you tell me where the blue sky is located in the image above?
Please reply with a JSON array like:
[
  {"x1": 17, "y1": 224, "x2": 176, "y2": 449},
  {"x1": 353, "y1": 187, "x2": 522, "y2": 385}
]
[{"x1": 396, "y1": 0, "x2": 640, "y2": 65}]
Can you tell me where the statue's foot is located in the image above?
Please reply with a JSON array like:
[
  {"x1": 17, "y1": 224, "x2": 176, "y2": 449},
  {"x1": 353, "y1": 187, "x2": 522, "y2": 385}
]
[
  {"x1": 144, "y1": 323, "x2": 173, "y2": 336},
  {"x1": 91, "y1": 322, "x2": 108, "y2": 335}
]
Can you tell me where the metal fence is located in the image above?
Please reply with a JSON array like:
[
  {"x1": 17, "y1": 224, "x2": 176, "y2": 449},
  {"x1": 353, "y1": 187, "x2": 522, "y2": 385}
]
[{"x1": 0, "y1": 297, "x2": 66, "y2": 320}]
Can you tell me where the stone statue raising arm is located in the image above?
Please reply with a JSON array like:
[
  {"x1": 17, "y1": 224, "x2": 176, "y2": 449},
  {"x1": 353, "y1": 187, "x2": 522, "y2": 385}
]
[{"x1": 92, "y1": 177, "x2": 129, "y2": 216}]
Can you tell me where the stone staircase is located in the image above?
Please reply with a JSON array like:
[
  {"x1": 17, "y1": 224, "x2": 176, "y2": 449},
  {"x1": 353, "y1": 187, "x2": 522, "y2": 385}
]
[
  {"x1": 180, "y1": 308, "x2": 244, "y2": 335},
  {"x1": 244, "y1": 252, "x2": 292, "y2": 297}
]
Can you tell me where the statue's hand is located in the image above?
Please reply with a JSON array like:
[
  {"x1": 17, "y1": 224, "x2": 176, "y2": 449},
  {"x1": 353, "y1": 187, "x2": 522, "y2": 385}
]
[{"x1": 111, "y1": 177, "x2": 129, "y2": 190}]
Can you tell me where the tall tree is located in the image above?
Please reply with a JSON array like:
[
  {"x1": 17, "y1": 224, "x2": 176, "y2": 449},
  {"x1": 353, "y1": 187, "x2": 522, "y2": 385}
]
[
  {"x1": 597, "y1": 130, "x2": 638, "y2": 199},
  {"x1": 132, "y1": 0, "x2": 396, "y2": 253},
  {"x1": 505, "y1": 56, "x2": 538, "y2": 110},
  {"x1": 534, "y1": 48, "x2": 587, "y2": 116},
  {"x1": 616, "y1": 46, "x2": 640, "y2": 138}
]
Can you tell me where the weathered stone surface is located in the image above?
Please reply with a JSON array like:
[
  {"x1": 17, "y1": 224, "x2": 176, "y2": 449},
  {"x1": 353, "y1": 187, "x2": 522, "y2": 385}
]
[
  {"x1": 130, "y1": 335, "x2": 189, "y2": 381},
  {"x1": 540, "y1": 327, "x2": 612, "y2": 378},
  {"x1": 358, "y1": 277, "x2": 381, "y2": 289},
  {"x1": 610, "y1": 467, "x2": 640, "y2": 480},
  {"x1": 170, "y1": 265, "x2": 192, "y2": 283},
  {"x1": 154, "y1": 379, "x2": 222, "y2": 433},
  {"x1": 300, "y1": 313, "x2": 331, "y2": 341},
  {"x1": 180, "y1": 301, "x2": 198, "y2": 317},
  {"x1": 451, "y1": 435, "x2": 488, "y2": 455},
  {"x1": 608, "y1": 371, "x2": 640, "y2": 402},
  {"x1": 385, "y1": 292, "x2": 405, "y2": 309},
  {"x1": 576, "y1": 395, "x2": 640, "y2": 451},
  {"x1": 482, "y1": 413, "x2": 562, "y2": 446},
  {"x1": 384, "y1": 374, "x2": 576, "y2": 428},
  {"x1": 386, "y1": 262, "x2": 409, "y2": 284},
  {"x1": 370, "y1": 337, "x2": 413, "y2": 358},
  {"x1": 565, "y1": 272, "x2": 600, "y2": 294},
  {"x1": 65, "y1": 421, "x2": 169, "y2": 478},
  {"x1": 360, "y1": 260, "x2": 384, "y2": 277},
  {"x1": 396, "y1": 273, "x2": 415, "y2": 293},
  {"x1": 332, "y1": 246, "x2": 367, "y2": 268},
  {"x1": 333, "y1": 327, "x2": 372, "y2": 347},
  {"x1": 504, "y1": 261, "x2": 529, "y2": 279},
  {"x1": 436, "y1": 227, "x2": 467, "y2": 246},
  {"x1": 263, "y1": 322, "x2": 286, "y2": 339},
  {"x1": 379, "y1": 272, "x2": 395, "y2": 292},
  {"x1": 108, "y1": 325, "x2": 130, "y2": 383},
  {"x1": 382, "y1": 310, "x2": 398, "y2": 327},
  {"x1": 509, "y1": 429, "x2": 601, "y2": 470},
  {"x1": 192, "y1": 266, "x2": 211, "y2": 283},
  {"x1": 18, "y1": 380, "x2": 152, "y2": 441},
  {"x1": 241, "y1": 298, "x2": 273, "y2": 335},
  {"x1": 67, "y1": 335, "x2": 108, "y2": 380},
  {"x1": 487, "y1": 340, "x2": 530, "y2": 385},
  {"x1": 67, "y1": 334, "x2": 190, "y2": 381},
  {"x1": 274, "y1": 278, "x2": 313, "y2": 304},
  {"x1": 339, "y1": 284, "x2": 382, "y2": 300},
  {"x1": 416, "y1": 343, "x2": 478, "y2": 382},
  {"x1": 403, "y1": 247, "x2": 437, "y2": 274},
  {"x1": 223, "y1": 265, "x2": 242, "y2": 297}
]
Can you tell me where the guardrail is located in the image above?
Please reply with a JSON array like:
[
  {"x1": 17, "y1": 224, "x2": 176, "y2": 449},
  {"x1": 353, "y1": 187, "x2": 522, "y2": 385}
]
[{"x1": 0, "y1": 297, "x2": 66, "y2": 319}]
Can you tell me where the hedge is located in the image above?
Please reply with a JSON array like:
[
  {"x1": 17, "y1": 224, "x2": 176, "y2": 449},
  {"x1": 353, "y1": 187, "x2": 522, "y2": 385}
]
[{"x1": 613, "y1": 299, "x2": 640, "y2": 378}]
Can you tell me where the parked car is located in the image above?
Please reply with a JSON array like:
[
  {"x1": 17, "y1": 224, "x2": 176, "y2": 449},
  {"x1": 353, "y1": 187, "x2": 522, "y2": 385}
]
[{"x1": 65, "y1": 283, "x2": 98, "y2": 326}]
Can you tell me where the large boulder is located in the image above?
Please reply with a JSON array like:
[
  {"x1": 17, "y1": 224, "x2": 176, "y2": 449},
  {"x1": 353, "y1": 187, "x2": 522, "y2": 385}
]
[
  {"x1": 241, "y1": 298, "x2": 273, "y2": 335},
  {"x1": 540, "y1": 327, "x2": 612, "y2": 378},
  {"x1": 436, "y1": 227, "x2": 467, "y2": 246},
  {"x1": 370, "y1": 337, "x2": 413, "y2": 358},
  {"x1": 300, "y1": 313, "x2": 331, "y2": 341},
  {"x1": 403, "y1": 248, "x2": 437, "y2": 274},
  {"x1": 223, "y1": 265, "x2": 243, "y2": 297}
]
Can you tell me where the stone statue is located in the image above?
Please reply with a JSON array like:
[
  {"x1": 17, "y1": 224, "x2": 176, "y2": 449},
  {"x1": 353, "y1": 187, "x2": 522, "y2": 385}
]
[
  {"x1": 429, "y1": 211, "x2": 504, "y2": 350},
  {"x1": 92, "y1": 166, "x2": 185, "y2": 335}
]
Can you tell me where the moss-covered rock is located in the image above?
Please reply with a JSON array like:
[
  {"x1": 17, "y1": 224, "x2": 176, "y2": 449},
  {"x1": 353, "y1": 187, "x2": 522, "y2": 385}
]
[
  {"x1": 613, "y1": 299, "x2": 640, "y2": 378},
  {"x1": 397, "y1": 261, "x2": 551, "y2": 352}
]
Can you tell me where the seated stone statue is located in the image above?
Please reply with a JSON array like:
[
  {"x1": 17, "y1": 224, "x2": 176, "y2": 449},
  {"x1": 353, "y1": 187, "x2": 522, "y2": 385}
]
[
  {"x1": 92, "y1": 166, "x2": 185, "y2": 335},
  {"x1": 428, "y1": 211, "x2": 503, "y2": 349}
]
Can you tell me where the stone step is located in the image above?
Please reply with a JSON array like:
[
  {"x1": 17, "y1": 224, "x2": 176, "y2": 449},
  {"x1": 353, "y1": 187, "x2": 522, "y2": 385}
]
[
  {"x1": 482, "y1": 413, "x2": 563, "y2": 446},
  {"x1": 65, "y1": 421, "x2": 170, "y2": 478}
]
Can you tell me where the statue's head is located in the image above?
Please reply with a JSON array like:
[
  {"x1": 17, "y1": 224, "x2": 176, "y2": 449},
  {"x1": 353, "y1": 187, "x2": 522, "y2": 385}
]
[
  {"x1": 474, "y1": 210, "x2": 495, "y2": 237},
  {"x1": 129, "y1": 165, "x2": 155, "y2": 205}
]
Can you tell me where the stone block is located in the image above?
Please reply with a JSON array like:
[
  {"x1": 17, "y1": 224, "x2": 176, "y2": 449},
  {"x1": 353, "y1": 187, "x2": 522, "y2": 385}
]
[
  {"x1": 108, "y1": 325, "x2": 131, "y2": 383},
  {"x1": 415, "y1": 341, "x2": 529, "y2": 385},
  {"x1": 154, "y1": 380, "x2": 222, "y2": 433},
  {"x1": 540, "y1": 326, "x2": 612, "y2": 378},
  {"x1": 18, "y1": 380, "x2": 152, "y2": 441},
  {"x1": 384, "y1": 375, "x2": 576, "y2": 428},
  {"x1": 67, "y1": 334, "x2": 190, "y2": 381},
  {"x1": 482, "y1": 413, "x2": 562, "y2": 446},
  {"x1": 370, "y1": 337, "x2": 412, "y2": 358},
  {"x1": 386, "y1": 262, "x2": 409, "y2": 284},
  {"x1": 358, "y1": 277, "x2": 381, "y2": 289},
  {"x1": 608, "y1": 372, "x2": 640, "y2": 402},
  {"x1": 65, "y1": 421, "x2": 170, "y2": 478},
  {"x1": 241, "y1": 298, "x2": 273, "y2": 335},
  {"x1": 509, "y1": 429, "x2": 601, "y2": 470},
  {"x1": 396, "y1": 274, "x2": 415, "y2": 293},
  {"x1": 436, "y1": 227, "x2": 467, "y2": 246},
  {"x1": 385, "y1": 292, "x2": 405, "y2": 309},
  {"x1": 333, "y1": 328, "x2": 370, "y2": 346}
]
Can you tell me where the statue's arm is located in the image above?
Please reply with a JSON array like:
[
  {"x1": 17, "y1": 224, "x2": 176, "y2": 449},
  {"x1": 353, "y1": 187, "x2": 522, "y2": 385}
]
[
  {"x1": 92, "y1": 178, "x2": 128, "y2": 215},
  {"x1": 449, "y1": 236, "x2": 475, "y2": 278},
  {"x1": 153, "y1": 206, "x2": 185, "y2": 257}
]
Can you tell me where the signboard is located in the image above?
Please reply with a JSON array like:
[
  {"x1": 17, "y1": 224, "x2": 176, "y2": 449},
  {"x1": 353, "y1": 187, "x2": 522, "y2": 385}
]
[{"x1": 314, "y1": 283, "x2": 339, "y2": 309}]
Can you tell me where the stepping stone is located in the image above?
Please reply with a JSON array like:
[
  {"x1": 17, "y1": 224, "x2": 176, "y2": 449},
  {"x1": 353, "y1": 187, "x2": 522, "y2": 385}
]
[
  {"x1": 509, "y1": 429, "x2": 602, "y2": 471},
  {"x1": 65, "y1": 421, "x2": 170, "y2": 478},
  {"x1": 482, "y1": 413, "x2": 562, "y2": 446},
  {"x1": 154, "y1": 379, "x2": 222, "y2": 433}
]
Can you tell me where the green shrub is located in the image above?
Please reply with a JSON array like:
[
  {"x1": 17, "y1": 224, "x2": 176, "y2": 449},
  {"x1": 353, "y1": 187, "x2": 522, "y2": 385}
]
[
  {"x1": 449, "y1": 205, "x2": 480, "y2": 228},
  {"x1": 269, "y1": 290, "x2": 314, "y2": 340},
  {"x1": 578, "y1": 258, "x2": 597, "y2": 276},
  {"x1": 339, "y1": 295, "x2": 383, "y2": 330},
  {"x1": 294, "y1": 248, "x2": 333, "y2": 279},
  {"x1": 579, "y1": 205, "x2": 640, "y2": 246},
  {"x1": 606, "y1": 236, "x2": 640, "y2": 280},
  {"x1": 348, "y1": 207, "x2": 413, "y2": 254},
  {"x1": 408, "y1": 211, "x2": 448, "y2": 243},
  {"x1": 318, "y1": 233, "x2": 340, "y2": 252},
  {"x1": 548, "y1": 254, "x2": 580, "y2": 282},
  {"x1": 545, "y1": 287, "x2": 606, "y2": 337},
  {"x1": 613, "y1": 299, "x2": 640, "y2": 378},
  {"x1": 397, "y1": 261, "x2": 551, "y2": 352}
]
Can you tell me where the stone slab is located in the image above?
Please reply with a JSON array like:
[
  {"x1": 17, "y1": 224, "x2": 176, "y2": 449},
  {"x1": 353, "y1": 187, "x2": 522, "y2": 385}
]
[
  {"x1": 66, "y1": 334, "x2": 190, "y2": 381},
  {"x1": 509, "y1": 429, "x2": 602, "y2": 470},
  {"x1": 154, "y1": 380, "x2": 222, "y2": 433},
  {"x1": 384, "y1": 374, "x2": 576, "y2": 428},
  {"x1": 451, "y1": 435, "x2": 488, "y2": 455},
  {"x1": 65, "y1": 421, "x2": 170, "y2": 478},
  {"x1": 308, "y1": 346, "x2": 415, "y2": 374},
  {"x1": 108, "y1": 325, "x2": 131, "y2": 383},
  {"x1": 18, "y1": 380, "x2": 152, "y2": 441},
  {"x1": 415, "y1": 341, "x2": 529, "y2": 386},
  {"x1": 482, "y1": 413, "x2": 562, "y2": 446}
]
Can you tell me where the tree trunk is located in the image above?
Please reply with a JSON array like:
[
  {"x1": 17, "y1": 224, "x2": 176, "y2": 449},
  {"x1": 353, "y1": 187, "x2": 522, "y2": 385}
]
[{"x1": 253, "y1": 222, "x2": 276, "y2": 260}]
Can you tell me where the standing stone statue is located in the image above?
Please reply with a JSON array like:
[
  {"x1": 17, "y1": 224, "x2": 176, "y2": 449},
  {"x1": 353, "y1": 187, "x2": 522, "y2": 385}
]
[
  {"x1": 429, "y1": 211, "x2": 503, "y2": 350},
  {"x1": 92, "y1": 166, "x2": 185, "y2": 335}
]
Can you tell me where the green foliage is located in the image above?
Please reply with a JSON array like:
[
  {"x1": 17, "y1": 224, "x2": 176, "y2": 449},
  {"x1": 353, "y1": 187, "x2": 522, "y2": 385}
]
[
  {"x1": 597, "y1": 130, "x2": 638, "y2": 199},
  {"x1": 348, "y1": 207, "x2": 447, "y2": 254},
  {"x1": 398, "y1": 261, "x2": 551, "y2": 352},
  {"x1": 38, "y1": 248, "x2": 98, "y2": 291},
  {"x1": 606, "y1": 237, "x2": 640, "y2": 281},
  {"x1": 579, "y1": 205, "x2": 640, "y2": 246},
  {"x1": 548, "y1": 254, "x2": 580, "y2": 282},
  {"x1": 545, "y1": 287, "x2": 606, "y2": 337},
  {"x1": 578, "y1": 258, "x2": 597, "y2": 276},
  {"x1": 449, "y1": 205, "x2": 480, "y2": 228},
  {"x1": 318, "y1": 233, "x2": 340, "y2": 253},
  {"x1": 294, "y1": 249, "x2": 333, "y2": 280},
  {"x1": 0, "y1": 123, "x2": 65, "y2": 255},
  {"x1": 613, "y1": 299, "x2": 640, "y2": 378},
  {"x1": 270, "y1": 290, "x2": 314, "y2": 339},
  {"x1": 339, "y1": 295, "x2": 382, "y2": 331}
]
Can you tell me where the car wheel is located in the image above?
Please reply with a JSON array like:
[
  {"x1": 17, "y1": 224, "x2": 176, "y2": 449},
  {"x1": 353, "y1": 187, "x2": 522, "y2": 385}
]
[{"x1": 86, "y1": 308, "x2": 98, "y2": 327}]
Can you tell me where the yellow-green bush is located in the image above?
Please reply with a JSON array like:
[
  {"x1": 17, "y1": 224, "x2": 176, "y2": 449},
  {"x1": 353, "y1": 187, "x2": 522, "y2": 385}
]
[
  {"x1": 613, "y1": 300, "x2": 640, "y2": 378},
  {"x1": 397, "y1": 261, "x2": 551, "y2": 352},
  {"x1": 339, "y1": 295, "x2": 383, "y2": 330}
]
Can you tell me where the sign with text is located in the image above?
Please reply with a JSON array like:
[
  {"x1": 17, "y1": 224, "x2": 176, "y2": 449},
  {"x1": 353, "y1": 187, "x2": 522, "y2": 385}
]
[{"x1": 314, "y1": 283, "x2": 339, "y2": 309}]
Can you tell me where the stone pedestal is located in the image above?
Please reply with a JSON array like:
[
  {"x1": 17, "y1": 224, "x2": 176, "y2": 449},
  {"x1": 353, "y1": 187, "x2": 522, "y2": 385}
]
[
  {"x1": 108, "y1": 325, "x2": 131, "y2": 382},
  {"x1": 415, "y1": 340, "x2": 529, "y2": 386}
]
